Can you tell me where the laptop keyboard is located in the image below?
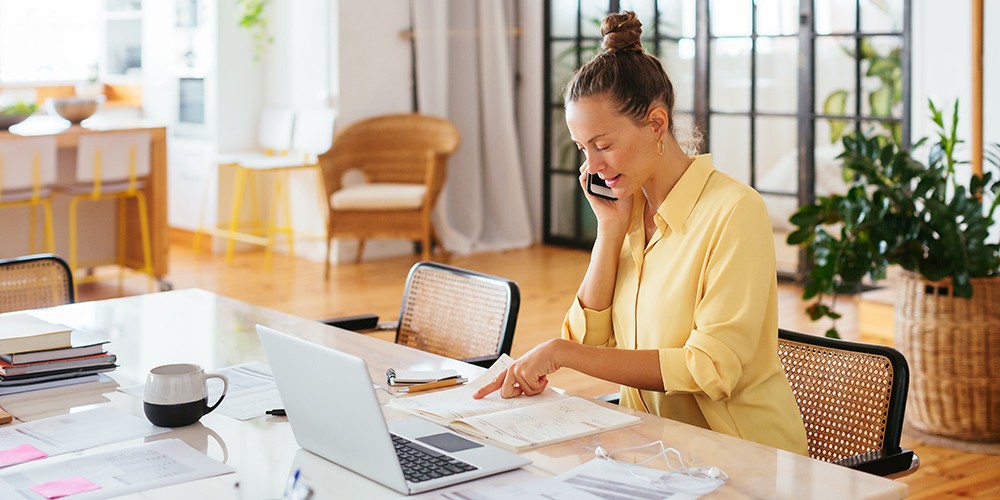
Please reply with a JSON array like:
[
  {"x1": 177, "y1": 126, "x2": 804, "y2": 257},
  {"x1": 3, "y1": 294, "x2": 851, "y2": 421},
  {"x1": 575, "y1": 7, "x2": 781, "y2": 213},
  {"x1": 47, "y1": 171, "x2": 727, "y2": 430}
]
[{"x1": 391, "y1": 434, "x2": 478, "y2": 483}]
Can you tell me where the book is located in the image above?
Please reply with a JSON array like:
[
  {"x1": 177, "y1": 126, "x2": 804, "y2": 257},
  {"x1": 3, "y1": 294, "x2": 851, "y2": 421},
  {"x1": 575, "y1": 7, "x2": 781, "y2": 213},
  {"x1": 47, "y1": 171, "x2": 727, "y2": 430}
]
[
  {"x1": 0, "y1": 313, "x2": 73, "y2": 355},
  {"x1": 0, "y1": 352, "x2": 117, "y2": 377},
  {"x1": 0, "y1": 330, "x2": 108, "y2": 365},
  {"x1": 386, "y1": 356, "x2": 641, "y2": 452},
  {"x1": 0, "y1": 364, "x2": 116, "y2": 385},
  {"x1": 0, "y1": 373, "x2": 101, "y2": 396}
]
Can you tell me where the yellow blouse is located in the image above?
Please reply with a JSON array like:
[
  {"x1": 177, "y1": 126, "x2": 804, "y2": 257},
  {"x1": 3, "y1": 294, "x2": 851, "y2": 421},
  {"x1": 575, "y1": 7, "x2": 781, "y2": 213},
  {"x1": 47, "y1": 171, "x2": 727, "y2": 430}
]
[{"x1": 562, "y1": 154, "x2": 809, "y2": 455}]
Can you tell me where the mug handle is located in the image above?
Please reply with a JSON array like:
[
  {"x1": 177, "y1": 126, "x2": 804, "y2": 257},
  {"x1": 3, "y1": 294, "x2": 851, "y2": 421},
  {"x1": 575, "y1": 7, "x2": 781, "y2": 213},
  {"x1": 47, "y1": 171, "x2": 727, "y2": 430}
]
[{"x1": 204, "y1": 373, "x2": 229, "y2": 415}]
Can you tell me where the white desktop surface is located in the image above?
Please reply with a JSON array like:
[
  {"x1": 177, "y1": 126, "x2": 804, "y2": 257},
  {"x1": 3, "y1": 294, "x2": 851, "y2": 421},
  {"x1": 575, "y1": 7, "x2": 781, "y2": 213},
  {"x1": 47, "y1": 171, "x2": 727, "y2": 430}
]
[{"x1": 2, "y1": 289, "x2": 907, "y2": 499}]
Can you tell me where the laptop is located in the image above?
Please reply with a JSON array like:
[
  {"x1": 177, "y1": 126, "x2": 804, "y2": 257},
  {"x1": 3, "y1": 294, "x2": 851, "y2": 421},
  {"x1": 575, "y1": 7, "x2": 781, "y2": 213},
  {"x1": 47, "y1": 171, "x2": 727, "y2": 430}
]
[{"x1": 256, "y1": 325, "x2": 530, "y2": 495}]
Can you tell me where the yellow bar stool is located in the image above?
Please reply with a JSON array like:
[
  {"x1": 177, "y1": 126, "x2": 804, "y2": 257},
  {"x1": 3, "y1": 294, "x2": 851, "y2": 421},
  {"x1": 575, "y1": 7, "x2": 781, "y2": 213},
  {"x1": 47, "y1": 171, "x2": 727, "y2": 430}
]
[
  {"x1": 193, "y1": 108, "x2": 295, "y2": 256},
  {"x1": 54, "y1": 132, "x2": 154, "y2": 296},
  {"x1": 225, "y1": 108, "x2": 335, "y2": 267},
  {"x1": 0, "y1": 136, "x2": 58, "y2": 254}
]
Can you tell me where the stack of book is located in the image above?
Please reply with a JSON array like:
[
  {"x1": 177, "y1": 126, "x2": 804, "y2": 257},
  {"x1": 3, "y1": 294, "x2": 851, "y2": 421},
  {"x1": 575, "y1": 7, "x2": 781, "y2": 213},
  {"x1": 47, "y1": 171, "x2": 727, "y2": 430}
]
[{"x1": 0, "y1": 313, "x2": 117, "y2": 395}]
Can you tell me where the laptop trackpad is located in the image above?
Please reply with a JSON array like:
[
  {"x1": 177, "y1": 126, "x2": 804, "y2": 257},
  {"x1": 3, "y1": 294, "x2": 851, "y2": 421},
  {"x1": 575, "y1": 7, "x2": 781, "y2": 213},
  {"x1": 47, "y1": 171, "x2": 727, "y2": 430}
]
[{"x1": 417, "y1": 432, "x2": 484, "y2": 452}]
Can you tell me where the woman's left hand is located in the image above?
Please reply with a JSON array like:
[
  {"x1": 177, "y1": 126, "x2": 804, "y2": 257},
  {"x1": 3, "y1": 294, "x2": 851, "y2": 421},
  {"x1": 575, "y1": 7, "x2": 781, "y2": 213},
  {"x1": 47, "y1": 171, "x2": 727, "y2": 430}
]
[{"x1": 472, "y1": 339, "x2": 567, "y2": 399}]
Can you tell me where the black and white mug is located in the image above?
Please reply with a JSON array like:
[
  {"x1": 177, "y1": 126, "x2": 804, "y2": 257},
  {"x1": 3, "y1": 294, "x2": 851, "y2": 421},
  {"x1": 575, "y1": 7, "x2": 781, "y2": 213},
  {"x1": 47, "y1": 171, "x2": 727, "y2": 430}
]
[{"x1": 143, "y1": 363, "x2": 229, "y2": 427}]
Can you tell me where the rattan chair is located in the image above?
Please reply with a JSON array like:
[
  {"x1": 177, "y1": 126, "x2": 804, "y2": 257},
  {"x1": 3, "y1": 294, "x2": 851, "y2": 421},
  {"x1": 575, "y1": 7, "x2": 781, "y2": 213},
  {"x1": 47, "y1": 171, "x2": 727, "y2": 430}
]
[
  {"x1": 323, "y1": 262, "x2": 518, "y2": 368},
  {"x1": 318, "y1": 114, "x2": 460, "y2": 274},
  {"x1": 777, "y1": 329, "x2": 918, "y2": 477},
  {"x1": 0, "y1": 254, "x2": 74, "y2": 313}
]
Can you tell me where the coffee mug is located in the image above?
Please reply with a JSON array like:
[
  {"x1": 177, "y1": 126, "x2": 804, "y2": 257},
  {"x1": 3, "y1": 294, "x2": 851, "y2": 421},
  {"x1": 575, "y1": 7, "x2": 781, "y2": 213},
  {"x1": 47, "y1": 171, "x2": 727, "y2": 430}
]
[{"x1": 143, "y1": 363, "x2": 229, "y2": 427}]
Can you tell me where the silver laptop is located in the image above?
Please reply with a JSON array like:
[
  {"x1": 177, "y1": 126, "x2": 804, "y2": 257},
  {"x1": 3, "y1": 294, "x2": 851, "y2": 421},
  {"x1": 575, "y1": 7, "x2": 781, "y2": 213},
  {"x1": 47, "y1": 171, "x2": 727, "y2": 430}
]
[{"x1": 256, "y1": 325, "x2": 530, "y2": 495}]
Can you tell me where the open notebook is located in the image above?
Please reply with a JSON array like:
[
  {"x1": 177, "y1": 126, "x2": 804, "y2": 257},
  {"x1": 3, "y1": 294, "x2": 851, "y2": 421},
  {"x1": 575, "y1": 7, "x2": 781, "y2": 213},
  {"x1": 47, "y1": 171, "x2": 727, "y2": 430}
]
[{"x1": 387, "y1": 355, "x2": 641, "y2": 452}]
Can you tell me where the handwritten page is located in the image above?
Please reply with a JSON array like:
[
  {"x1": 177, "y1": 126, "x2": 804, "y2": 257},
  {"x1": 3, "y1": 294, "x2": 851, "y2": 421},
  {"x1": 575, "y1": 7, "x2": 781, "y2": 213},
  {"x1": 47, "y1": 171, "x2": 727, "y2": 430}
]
[
  {"x1": 0, "y1": 439, "x2": 234, "y2": 499},
  {"x1": 119, "y1": 362, "x2": 282, "y2": 421},
  {"x1": 387, "y1": 355, "x2": 640, "y2": 451},
  {"x1": 0, "y1": 407, "x2": 167, "y2": 468}
]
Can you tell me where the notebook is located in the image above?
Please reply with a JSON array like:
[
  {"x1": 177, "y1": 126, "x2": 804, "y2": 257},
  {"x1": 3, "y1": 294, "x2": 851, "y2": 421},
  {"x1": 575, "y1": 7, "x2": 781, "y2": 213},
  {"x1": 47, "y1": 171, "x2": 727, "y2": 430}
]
[{"x1": 256, "y1": 325, "x2": 530, "y2": 495}]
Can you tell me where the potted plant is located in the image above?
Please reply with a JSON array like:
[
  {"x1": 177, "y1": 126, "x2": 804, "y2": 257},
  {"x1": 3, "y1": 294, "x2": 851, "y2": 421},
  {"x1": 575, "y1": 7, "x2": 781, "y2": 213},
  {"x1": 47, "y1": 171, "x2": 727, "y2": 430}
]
[{"x1": 787, "y1": 99, "x2": 1000, "y2": 441}]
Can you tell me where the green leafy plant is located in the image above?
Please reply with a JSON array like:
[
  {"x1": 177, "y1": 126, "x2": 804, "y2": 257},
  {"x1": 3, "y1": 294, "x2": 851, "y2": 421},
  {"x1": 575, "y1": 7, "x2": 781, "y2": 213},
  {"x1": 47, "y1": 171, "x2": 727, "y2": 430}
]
[
  {"x1": 787, "y1": 99, "x2": 1000, "y2": 337},
  {"x1": 1, "y1": 101, "x2": 38, "y2": 116},
  {"x1": 236, "y1": 0, "x2": 272, "y2": 62},
  {"x1": 823, "y1": 38, "x2": 903, "y2": 147}
]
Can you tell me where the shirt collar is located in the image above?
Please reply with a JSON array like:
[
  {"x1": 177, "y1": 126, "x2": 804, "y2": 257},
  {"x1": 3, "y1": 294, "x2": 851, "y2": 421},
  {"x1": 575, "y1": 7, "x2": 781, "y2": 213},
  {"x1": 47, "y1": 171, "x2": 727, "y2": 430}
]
[{"x1": 654, "y1": 154, "x2": 715, "y2": 232}]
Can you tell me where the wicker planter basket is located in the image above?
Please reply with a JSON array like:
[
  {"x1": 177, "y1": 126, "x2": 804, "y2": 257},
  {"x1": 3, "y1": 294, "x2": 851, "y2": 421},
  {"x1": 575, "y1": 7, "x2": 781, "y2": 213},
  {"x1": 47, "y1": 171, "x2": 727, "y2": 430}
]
[{"x1": 895, "y1": 271, "x2": 1000, "y2": 441}]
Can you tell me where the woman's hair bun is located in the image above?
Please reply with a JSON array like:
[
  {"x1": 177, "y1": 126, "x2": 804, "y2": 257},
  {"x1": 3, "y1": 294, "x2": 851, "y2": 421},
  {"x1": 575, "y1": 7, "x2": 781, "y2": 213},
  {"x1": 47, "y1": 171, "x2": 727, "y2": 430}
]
[{"x1": 601, "y1": 11, "x2": 644, "y2": 53}]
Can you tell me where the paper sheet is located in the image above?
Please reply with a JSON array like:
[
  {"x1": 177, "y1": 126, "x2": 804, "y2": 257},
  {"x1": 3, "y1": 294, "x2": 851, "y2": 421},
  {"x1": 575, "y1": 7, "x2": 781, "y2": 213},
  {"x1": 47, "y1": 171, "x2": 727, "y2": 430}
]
[
  {"x1": 0, "y1": 439, "x2": 235, "y2": 499},
  {"x1": 0, "y1": 406, "x2": 167, "y2": 469},
  {"x1": 425, "y1": 459, "x2": 715, "y2": 500},
  {"x1": 119, "y1": 362, "x2": 283, "y2": 421}
]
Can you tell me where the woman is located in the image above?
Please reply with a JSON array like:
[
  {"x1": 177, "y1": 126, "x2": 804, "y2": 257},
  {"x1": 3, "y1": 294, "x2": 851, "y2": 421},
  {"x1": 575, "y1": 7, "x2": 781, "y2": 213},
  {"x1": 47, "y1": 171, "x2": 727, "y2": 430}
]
[{"x1": 474, "y1": 11, "x2": 808, "y2": 455}]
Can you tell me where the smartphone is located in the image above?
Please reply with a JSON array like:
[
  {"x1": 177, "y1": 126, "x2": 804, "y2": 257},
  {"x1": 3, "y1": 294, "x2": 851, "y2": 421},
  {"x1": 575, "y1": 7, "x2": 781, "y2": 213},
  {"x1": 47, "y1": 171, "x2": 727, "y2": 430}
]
[{"x1": 586, "y1": 173, "x2": 618, "y2": 200}]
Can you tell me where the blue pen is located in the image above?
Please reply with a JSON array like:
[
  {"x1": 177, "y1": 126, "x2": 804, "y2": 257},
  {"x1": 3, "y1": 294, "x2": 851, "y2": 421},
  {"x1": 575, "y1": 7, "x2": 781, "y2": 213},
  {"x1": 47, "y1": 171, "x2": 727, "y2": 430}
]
[{"x1": 282, "y1": 468, "x2": 300, "y2": 499}]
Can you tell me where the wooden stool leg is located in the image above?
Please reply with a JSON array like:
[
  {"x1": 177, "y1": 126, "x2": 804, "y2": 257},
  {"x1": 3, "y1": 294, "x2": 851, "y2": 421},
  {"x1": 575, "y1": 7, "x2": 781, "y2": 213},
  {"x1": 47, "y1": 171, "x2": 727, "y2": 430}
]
[
  {"x1": 225, "y1": 168, "x2": 248, "y2": 263},
  {"x1": 42, "y1": 199, "x2": 56, "y2": 254},
  {"x1": 135, "y1": 191, "x2": 155, "y2": 292}
]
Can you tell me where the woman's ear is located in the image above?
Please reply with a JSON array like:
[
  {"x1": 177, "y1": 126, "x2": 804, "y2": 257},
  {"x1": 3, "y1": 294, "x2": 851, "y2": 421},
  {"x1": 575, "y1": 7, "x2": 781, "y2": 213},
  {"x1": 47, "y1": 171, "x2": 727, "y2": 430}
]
[{"x1": 647, "y1": 106, "x2": 670, "y2": 137}]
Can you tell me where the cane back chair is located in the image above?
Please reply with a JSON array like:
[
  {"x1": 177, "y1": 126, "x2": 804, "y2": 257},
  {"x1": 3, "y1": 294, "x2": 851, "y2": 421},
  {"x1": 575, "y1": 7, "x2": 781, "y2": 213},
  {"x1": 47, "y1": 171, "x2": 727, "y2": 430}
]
[
  {"x1": 324, "y1": 262, "x2": 518, "y2": 368},
  {"x1": 777, "y1": 329, "x2": 918, "y2": 477},
  {"x1": 0, "y1": 254, "x2": 74, "y2": 313}
]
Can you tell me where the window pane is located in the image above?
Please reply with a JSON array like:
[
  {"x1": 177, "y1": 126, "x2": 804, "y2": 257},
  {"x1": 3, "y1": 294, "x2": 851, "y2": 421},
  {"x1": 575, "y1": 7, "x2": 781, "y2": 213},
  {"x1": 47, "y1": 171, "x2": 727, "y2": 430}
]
[
  {"x1": 549, "y1": 173, "x2": 580, "y2": 239},
  {"x1": 551, "y1": 0, "x2": 580, "y2": 38},
  {"x1": 756, "y1": 0, "x2": 799, "y2": 36},
  {"x1": 710, "y1": 39, "x2": 752, "y2": 112},
  {"x1": 763, "y1": 192, "x2": 800, "y2": 274},
  {"x1": 815, "y1": 36, "x2": 856, "y2": 117},
  {"x1": 814, "y1": 0, "x2": 857, "y2": 35},
  {"x1": 814, "y1": 123, "x2": 852, "y2": 196},
  {"x1": 0, "y1": 0, "x2": 101, "y2": 82},
  {"x1": 755, "y1": 116, "x2": 798, "y2": 194},
  {"x1": 581, "y1": 0, "x2": 608, "y2": 38},
  {"x1": 710, "y1": 0, "x2": 751, "y2": 36},
  {"x1": 755, "y1": 37, "x2": 798, "y2": 113},
  {"x1": 550, "y1": 107, "x2": 580, "y2": 171},
  {"x1": 657, "y1": 0, "x2": 696, "y2": 38},
  {"x1": 709, "y1": 115, "x2": 750, "y2": 184},
  {"x1": 659, "y1": 40, "x2": 695, "y2": 111},
  {"x1": 551, "y1": 41, "x2": 580, "y2": 102},
  {"x1": 861, "y1": 0, "x2": 904, "y2": 33},
  {"x1": 859, "y1": 36, "x2": 903, "y2": 119}
]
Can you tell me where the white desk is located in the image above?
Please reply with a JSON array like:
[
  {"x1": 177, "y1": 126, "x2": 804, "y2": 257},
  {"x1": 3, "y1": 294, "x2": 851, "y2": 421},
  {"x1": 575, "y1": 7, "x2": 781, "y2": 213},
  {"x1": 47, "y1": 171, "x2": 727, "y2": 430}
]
[{"x1": 2, "y1": 289, "x2": 907, "y2": 499}]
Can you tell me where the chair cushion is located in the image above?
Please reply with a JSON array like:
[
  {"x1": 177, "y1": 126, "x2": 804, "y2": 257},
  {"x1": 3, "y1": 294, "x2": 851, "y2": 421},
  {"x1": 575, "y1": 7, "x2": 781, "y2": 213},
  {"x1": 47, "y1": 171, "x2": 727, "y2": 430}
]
[
  {"x1": 54, "y1": 180, "x2": 146, "y2": 195},
  {"x1": 330, "y1": 183, "x2": 426, "y2": 210},
  {"x1": 0, "y1": 187, "x2": 54, "y2": 203}
]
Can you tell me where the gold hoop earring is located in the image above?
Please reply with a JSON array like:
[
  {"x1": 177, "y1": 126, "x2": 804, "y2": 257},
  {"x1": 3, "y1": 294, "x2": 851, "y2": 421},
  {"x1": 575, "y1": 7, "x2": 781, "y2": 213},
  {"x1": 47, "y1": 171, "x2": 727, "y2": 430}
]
[{"x1": 657, "y1": 139, "x2": 664, "y2": 156}]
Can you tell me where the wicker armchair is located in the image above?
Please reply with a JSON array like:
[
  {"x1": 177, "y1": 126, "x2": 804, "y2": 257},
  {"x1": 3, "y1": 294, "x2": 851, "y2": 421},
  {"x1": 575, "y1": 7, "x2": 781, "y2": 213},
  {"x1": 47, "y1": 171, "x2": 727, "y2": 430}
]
[
  {"x1": 0, "y1": 254, "x2": 74, "y2": 313},
  {"x1": 318, "y1": 114, "x2": 460, "y2": 275},
  {"x1": 777, "y1": 329, "x2": 919, "y2": 477},
  {"x1": 323, "y1": 262, "x2": 518, "y2": 368}
]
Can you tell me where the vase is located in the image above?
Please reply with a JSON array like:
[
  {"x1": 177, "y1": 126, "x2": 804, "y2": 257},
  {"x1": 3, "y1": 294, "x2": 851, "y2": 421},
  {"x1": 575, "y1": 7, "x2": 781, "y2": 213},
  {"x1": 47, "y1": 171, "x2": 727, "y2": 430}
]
[{"x1": 896, "y1": 271, "x2": 1000, "y2": 441}]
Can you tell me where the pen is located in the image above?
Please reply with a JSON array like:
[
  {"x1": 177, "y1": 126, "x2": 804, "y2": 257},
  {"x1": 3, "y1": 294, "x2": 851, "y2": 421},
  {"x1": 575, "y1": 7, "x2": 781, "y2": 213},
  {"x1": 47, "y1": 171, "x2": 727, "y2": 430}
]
[
  {"x1": 400, "y1": 377, "x2": 467, "y2": 394},
  {"x1": 266, "y1": 408, "x2": 286, "y2": 416}
]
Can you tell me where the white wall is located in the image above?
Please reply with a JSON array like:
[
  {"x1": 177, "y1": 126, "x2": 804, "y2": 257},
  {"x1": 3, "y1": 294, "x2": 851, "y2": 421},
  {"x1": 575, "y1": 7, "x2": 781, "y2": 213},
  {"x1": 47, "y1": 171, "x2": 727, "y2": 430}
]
[{"x1": 912, "y1": 0, "x2": 999, "y2": 239}]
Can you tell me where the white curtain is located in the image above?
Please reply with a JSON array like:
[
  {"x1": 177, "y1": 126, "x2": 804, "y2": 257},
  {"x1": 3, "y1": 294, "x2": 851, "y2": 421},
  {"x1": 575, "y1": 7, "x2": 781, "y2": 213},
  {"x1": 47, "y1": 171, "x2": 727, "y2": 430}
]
[{"x1": 413, "y1": 0, "x2": 533, "y2": 255}]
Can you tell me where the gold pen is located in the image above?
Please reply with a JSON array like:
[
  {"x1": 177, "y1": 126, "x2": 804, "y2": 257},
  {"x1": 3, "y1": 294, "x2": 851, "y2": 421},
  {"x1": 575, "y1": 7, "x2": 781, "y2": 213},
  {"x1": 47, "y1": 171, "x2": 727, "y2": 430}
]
[{"x1": 399, "y1": 377, "x2": 468, "y2": 394}]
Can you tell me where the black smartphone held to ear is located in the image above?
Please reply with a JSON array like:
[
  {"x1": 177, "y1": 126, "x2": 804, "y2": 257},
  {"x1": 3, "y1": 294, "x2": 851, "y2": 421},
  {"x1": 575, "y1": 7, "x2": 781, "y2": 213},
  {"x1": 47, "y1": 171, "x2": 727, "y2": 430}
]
[{"x1": 586, "y1": 173, "x2": 618, "y2": 200}]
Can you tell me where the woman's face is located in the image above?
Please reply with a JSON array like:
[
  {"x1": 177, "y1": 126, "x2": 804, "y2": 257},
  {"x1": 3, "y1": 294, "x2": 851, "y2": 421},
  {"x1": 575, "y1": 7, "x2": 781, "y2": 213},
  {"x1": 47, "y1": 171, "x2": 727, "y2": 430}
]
[{"x1": 566, "y1": 96, "x2": 659, "y2": 199}]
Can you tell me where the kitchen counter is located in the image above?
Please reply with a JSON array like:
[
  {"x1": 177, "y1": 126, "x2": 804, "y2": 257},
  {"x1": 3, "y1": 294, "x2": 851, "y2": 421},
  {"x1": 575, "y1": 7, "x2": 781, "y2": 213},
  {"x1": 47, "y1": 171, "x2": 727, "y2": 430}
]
[{"x1": 0, "y1": 115, "x2": 169, "y2": 279}]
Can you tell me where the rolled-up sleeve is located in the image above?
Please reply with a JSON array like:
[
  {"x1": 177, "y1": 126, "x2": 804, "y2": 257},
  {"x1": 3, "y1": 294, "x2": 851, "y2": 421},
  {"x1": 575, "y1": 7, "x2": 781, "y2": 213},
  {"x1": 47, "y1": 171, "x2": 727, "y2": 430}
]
[
  {"x1": 657, "y1": 194, "x2": 773, "y2": 400},
  {"x1": 562, "y1": 296, "x2": 616, "y2": 347}
]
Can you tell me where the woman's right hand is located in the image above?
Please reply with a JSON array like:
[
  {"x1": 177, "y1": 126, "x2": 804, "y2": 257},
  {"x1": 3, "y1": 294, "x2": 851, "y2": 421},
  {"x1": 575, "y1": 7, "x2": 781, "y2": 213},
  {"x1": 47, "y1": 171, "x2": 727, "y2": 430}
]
[{"x1": 579, "y1": 161, "x2": 632, "y2": 238}]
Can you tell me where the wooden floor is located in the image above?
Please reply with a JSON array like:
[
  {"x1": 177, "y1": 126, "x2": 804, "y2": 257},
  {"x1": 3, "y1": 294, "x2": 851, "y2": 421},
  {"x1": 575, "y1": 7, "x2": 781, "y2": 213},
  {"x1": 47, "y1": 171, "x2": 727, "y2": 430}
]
[{"x1": 79, "y1": 240, "x2": 1000, "y2": 498}]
